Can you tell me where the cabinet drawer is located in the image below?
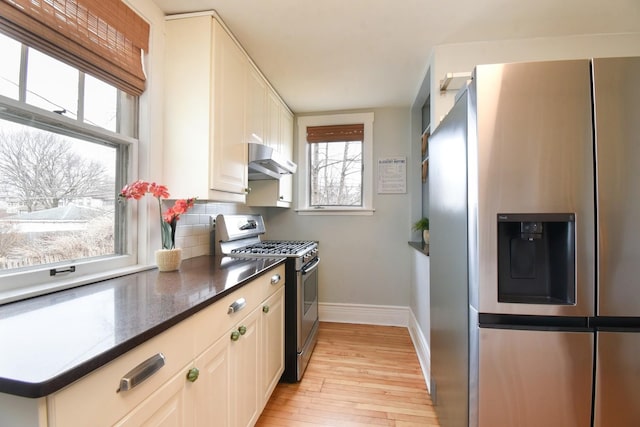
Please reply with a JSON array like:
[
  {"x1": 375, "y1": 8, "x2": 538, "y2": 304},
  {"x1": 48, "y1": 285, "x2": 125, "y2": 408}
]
[
  {"x1": 193, "y1": 264, "x2": 285, "y2": 355},
  {"x1": 47, "y1": 318, "x2": 194, "y2": 427},
  {"x1": 258, "y1": 264, "x2": 285, "y2": 302}
]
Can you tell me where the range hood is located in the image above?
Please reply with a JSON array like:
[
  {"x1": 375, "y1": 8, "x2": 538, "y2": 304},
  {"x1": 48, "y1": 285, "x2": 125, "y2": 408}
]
[{"x1": 247, "y1": 142, "x2": 297, "y2": 180}]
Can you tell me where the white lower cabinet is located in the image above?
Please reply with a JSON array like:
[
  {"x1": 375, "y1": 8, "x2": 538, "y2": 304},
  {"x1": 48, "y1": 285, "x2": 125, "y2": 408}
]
[
  {"x1": 229, "y1": 307, "x2": 261, "y2": 427},
  {"x1": 114, "y1": 363, "x2": 193, "y2": 427},
  {"x1": 190, "y1": 288, "x2": 283, "y2": 427},
  {"x1": 261, "y1": 287, "x2": 285, "y2": 405},
  {"x1": 39, "y1": 264, "x2": 286, "y2": 427},
  {"x1": 47, "y1": 319, "x2": 195, "y2": 427},
  {"x1": 191, "y1": 328, "x2": 230, "y2": 426}
]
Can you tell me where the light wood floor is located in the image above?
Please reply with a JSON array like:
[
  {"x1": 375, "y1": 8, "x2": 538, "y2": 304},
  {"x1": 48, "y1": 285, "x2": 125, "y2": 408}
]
[{"x1": 256, "y1": 322, "x2": 440, "y2": 426}]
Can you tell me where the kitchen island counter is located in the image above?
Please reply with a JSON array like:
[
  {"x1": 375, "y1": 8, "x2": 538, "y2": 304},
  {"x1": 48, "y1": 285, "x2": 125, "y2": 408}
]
[{"x1": 0, "y1": 255, "x2": 285, "y2": 398}]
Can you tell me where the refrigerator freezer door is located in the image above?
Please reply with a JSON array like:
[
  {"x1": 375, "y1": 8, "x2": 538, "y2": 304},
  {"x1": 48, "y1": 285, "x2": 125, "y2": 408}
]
[
  {"x1": 475, "y1": 60, "x2": 595, "y2": 317},
  {"x1": 479, "y1": 327, "x2": 593, "y2": 427},
  {"x1": 593, "y1": 56, "x2": 640, "y2": 317},
  {"x1": 594, "y1": 331, "x2": 640, "y2": 426}
]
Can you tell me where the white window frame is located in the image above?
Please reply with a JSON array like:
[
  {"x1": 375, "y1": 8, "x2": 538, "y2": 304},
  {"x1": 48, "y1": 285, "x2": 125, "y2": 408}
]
[
  {"x1": 0, "y1": 43, "x2": 145, "y2": 304},
  {"x1": 0, "y1": 96, "x2": 145, "y2": 304},
  {"x1": 296, "y1": 112, "x2": 375, "y2": 215}
]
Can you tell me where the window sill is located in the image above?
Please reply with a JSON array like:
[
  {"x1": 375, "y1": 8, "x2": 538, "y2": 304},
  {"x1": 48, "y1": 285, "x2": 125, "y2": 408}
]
[
  {"x1": 0, "y1": 264, "x2": 155, "y2": 306},
  {"x1": 295, "y1": 208, "x2": 375, "y2": 216}
]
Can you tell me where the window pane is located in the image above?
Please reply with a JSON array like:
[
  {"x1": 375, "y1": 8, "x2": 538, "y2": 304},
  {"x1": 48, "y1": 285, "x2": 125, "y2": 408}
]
[
  {"x1": 26, "y1": 48, "x2": 79, "y2": 119},
  {"x1": 310, "y1": 141, "x2": 363, "y2": 206},
  {"x1": 84, "y1": 74, "x2": 117, "y2": 132},
  {"x1": 0, "y1": 119, "x2": 116, "y2": 270},
  {"x1": 0, "y1": 33, "x2": 21, "y2": 100}
]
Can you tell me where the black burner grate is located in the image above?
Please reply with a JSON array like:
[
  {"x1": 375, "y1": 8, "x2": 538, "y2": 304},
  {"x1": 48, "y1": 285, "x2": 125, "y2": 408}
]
[{"x1": 230, "y1": 240, "x2": 315, "y2": 256}]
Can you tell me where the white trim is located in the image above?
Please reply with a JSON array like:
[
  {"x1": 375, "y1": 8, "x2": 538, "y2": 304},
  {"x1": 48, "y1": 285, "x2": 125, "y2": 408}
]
[
  {"x1": 296, "y1": 112, "x2": 375, "y2": 213},
  {"x1": 0, "y1": 263, "x2": 153, "y2": 305},
  {"x1": 317, "y1": 302, "x2": 432, "y2": 393},
  {"x1": 0, "y1": 54, "x2": 140, "y2": 302},
  {"x1": 0, "y1": 94, "x2": 137, "y2": 146},
  {"x1": 295, "y1": 208, "x2": 375, "y2": 216},
  {"x1": 318, "y1": 302, "x2": 408, "y2": 327},
  {"x1": 408, "y1": 308, "x2": 432, "y2": 393}
]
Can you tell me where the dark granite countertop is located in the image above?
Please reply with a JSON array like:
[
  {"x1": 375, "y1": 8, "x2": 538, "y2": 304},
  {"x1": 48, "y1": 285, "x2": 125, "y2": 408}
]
[
  {"x1": 409, "y1": 241, "x2": 429, "y2": 256},
  {"x1": 0, "y1": 255, "x2": 285, "y2": 398}
]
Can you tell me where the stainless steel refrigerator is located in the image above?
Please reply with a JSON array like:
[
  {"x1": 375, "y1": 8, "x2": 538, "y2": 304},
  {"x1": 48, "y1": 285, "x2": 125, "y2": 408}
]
[{"x1": 429, "y1": 57, "x2": 640, "y2": 427}]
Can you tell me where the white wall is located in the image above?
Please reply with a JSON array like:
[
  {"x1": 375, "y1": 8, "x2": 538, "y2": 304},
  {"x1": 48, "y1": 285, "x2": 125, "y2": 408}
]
[
  {"x1": 124, "y1": 0, "x2": 166, "y2": 263},
  {"x1": 265, "y1": 107, "x2": 413, "y2": 307},
  {"x1": 430, "y1": 32, "x2": 640, "y2": 130}
]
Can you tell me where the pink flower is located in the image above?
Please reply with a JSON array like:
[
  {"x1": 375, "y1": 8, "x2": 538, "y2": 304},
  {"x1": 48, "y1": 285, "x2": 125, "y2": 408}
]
[
  {"x1": 119, "y1": 180, "x2": 150, "y2": 200},
  {"x1": 149, "y1": 182, "x2": 170, "y2": 199},
  {"x1": 163, "y1": 198, "x2": 195, "y2": 223},
  {"x1": 119, "y1": 180, "x2": 196, "y2": 250}
]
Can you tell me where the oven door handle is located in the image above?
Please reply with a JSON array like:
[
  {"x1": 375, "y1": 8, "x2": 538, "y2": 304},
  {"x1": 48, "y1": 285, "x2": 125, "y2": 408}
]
[{"x1": 302, "y1": 258, "x2": 320, "y2": 275}]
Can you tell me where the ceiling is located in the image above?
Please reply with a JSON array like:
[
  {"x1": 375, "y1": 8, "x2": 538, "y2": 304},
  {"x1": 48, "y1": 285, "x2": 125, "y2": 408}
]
[{"x1": 151, "y1": 0, "x2": 640, "y2": 113}]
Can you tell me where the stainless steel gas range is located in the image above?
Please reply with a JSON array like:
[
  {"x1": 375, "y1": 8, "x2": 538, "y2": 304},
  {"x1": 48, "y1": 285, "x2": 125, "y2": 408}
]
[{"x1": 215, "y1": 214, "x2": 319, "y2": 382}]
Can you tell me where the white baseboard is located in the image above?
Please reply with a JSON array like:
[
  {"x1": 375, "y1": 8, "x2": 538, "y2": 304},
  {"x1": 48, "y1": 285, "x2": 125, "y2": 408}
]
[
  {"x1": 318, "y1": 302, "x2": 409, "y2": 326},
  {"x1": 408, "y1": 309, "x2": 432, "y2": 393},
  {"x1": 318, "y1": 302, "x2": 431, "y2": 393}
]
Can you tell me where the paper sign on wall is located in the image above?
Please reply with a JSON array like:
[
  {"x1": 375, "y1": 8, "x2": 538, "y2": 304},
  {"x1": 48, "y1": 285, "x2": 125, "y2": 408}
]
[{"x1": 377, "y1": 157, "x2": 406, "y2": 194}]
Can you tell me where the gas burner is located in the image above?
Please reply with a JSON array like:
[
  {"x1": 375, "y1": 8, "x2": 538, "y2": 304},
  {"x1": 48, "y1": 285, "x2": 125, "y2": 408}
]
[
  {"x1": 215, "y1": 214, "x2": 317, "y2": 260},
  {"x1": 230, "y1": 240, "x2": 316, "y2": 257}
]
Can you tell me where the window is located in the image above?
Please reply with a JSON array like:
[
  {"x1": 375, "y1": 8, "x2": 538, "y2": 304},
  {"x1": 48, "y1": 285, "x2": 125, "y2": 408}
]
[
  {"x1": 297, "y1": 113, "x2": 374, "y2": 215},
  {"x1": 0, "y1": 32, "x2": 138, "y2": 301},
  {"x1": 308, "y1": 124, "x2": 364, "y2": 206}
]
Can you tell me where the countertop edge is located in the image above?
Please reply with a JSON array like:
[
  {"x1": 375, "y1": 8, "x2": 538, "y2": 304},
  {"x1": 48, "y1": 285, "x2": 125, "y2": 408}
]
[
  {"x1": 408, "y1": 241, "x2": 429, "y2": 256},
  {"x1": 0, "y1": 257, "x2": 286, "y2": 399}
]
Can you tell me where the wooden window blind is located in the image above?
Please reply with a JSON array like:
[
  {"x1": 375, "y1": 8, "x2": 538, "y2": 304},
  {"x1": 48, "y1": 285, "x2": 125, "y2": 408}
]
[
  {"x1": 306, "y1": 124, "x2": 364, "y2": 143},
  {"x1": 0, "y1": 0, "x2": 150, "y2": 96}
]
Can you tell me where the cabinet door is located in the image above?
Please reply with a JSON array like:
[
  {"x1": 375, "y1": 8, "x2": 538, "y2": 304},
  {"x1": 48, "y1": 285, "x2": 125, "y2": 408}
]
[
  {"x1": 211, "y1": 19, "x2": 248, "y2": 196},
  {"x1": 230, "y1": 307, "x2": 261, "y2": 427},
  {"x1": 192, "y1": 334, "x2": 230, "y2": 427},
  {"x1": 261, "y1": 286, "x2": 285, "y2": 405},
  {"x1": 163, "y1": 15, "x2": 213, "y2": 200},
  {"x1": 246, "y1": 65, "x2": 267, "y2": 145},
  {"x1": 265, "y1": 91, "x2": 281, "y2": 152},
  {"x1": 279, "y1": 108, "x2": 294, "y2": 203},
  {"x1": 114, "y1": 364, "x2": 192, "y2": 427}
]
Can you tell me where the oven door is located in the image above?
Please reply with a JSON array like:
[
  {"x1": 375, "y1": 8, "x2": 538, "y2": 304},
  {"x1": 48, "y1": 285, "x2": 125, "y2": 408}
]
[{"x1": 298, "y1": 257, "x2": 319, "y2": 352}]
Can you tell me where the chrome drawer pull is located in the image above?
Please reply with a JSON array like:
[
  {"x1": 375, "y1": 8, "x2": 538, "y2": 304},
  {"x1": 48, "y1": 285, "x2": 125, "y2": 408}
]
[
  {"x1": 228, "y1": 297, "x2": 246, "y2": 314},
  {"x1": 117, "y1": 353, "x2": 165, "y2": 393},
  {"x1": 270, "y1": 274, "x2": 281, "y2": 285}
]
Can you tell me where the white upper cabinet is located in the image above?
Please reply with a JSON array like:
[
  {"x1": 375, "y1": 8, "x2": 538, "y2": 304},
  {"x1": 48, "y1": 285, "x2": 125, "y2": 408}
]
[
  {"x1": 265, "y1": 90, "x2": 282, "y2": 152},
  {"x1": 164, "y1": 13, "x2": 248, "y2": 202},
  {"x1": 165, "y1": 11, "x2": 295, "y2": 206},
  {"x1": 246, "y1": 64, "x2": 267, "y2": 146},
  {"x1": 247, "y1": 92, "x2": 294, "y2": 207}
]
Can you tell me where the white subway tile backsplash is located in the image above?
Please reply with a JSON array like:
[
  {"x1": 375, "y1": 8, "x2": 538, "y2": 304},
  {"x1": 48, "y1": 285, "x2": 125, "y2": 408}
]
[{"x1": 173, "y1": 202, "x2": 263, "y2": 260}]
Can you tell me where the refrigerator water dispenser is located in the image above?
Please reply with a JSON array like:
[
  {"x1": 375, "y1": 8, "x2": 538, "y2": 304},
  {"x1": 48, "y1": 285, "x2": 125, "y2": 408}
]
[{"x1": 497, "y1": 213, "x2": 576, "y2": 304}]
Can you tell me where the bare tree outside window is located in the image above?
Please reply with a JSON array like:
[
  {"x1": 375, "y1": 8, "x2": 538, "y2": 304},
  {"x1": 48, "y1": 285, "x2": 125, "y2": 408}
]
[
  {"x1": 0, "y1": 129, "x2": 112, "y2": 211},
  {"x1": 0, "y1": 122, "x2": 117, "y2": 270},
  {"x1": 310, "y1": 140, "x2": 363, "y2": 206},
  {"x1": 0, "y1": 31, "x2": 136, "y2": 294}
]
